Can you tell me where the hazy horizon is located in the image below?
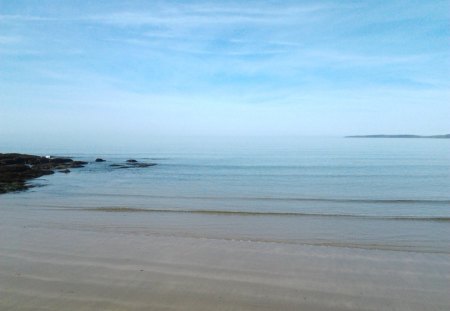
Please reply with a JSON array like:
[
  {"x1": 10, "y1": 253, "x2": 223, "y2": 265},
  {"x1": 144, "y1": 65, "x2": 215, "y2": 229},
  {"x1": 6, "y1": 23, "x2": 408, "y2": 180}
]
[{"x1": 1, "y1": 0, "x2": 449, "y2": 148}]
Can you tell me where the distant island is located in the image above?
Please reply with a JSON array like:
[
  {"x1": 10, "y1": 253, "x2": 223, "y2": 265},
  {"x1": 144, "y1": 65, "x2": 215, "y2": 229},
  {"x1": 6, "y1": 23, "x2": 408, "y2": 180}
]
[{"x1": 346, "y1": 134, "x2": 450, "y2": 139}]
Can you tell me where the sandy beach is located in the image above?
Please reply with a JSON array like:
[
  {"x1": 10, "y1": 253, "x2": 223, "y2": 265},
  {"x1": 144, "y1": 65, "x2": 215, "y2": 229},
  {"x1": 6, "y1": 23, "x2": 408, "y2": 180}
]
[{"x1": 1, "y1": 204, "x2": 449, "y2": 311}]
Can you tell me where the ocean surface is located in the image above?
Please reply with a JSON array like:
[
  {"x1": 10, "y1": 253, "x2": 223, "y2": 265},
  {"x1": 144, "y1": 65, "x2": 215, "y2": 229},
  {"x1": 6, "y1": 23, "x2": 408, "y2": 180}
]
[{"x1": 2, "y1": 137, "x2": 450, "y2": 253}]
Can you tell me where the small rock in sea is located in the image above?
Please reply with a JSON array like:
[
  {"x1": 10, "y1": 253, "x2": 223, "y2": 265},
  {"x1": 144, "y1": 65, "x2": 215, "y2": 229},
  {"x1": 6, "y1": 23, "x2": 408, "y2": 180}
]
[
  {"x1": 109, "y1": 160, "x2": 156, "y2": 169},
  {"x1": 135, "y1": 163, "x2": 157, "y2": 168},
  {"x1": 95, "y1": 158, "x2": 106, "y2": 162},
  {"x1": 59, "y1": 169, "x2": 70, "y2": 173}
]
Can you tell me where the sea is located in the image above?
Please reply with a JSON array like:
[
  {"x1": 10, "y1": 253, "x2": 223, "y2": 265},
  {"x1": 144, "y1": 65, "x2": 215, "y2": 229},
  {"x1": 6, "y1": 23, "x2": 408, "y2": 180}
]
[{"x1": 1, "y1": 137, "x2": 450, "y2": 253}]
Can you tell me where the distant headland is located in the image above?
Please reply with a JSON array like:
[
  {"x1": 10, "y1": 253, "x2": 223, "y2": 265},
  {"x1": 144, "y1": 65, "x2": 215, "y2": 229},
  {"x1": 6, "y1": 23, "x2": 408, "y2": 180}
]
[{"x1": 346, "y1": 134, "x2": 450, "y2": 139}]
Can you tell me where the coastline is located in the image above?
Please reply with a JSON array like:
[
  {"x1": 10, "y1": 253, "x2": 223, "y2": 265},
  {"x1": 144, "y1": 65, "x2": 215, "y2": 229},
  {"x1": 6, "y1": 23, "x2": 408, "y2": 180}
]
[{"x1": 345, "y1": 134, "x2": 450, "y2": 139}]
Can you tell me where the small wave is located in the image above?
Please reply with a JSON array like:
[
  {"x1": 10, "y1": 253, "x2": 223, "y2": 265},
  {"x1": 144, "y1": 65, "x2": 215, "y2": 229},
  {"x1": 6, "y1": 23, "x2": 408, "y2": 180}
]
[
  {"x1": 80, "y1": 193, "x2": 450, "y2": 205},
  {"x1": 80, "y1": 207, "x2": 450, "y2": 221},
  {"x1": 246, "y1": 197, "x2": 450, "y2": 205}
]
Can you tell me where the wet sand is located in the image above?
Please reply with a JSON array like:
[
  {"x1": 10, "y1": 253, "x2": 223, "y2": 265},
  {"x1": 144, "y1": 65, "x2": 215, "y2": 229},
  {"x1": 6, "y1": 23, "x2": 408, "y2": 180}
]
[{"x1": 1, "y1": 205, "x2": 449, "y2": 311}]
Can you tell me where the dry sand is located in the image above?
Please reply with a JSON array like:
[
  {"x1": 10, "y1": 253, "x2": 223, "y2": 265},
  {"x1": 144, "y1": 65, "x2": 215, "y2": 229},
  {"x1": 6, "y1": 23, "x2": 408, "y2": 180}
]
[{"x1": 1, "y1": 206, "x2": 449, "y2": 311}]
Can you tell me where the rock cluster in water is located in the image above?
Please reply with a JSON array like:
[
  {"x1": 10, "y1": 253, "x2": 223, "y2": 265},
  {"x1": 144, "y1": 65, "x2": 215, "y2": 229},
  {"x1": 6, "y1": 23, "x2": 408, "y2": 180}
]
[
  {"x1": 0, "y1": 154, "x2": 158, "y2": 194},
  {"x1": 109, "y1": 159, "x2": 157, "y2": 169},
  {"x1": 0, "y1": 153, "x2": 88, "y2": 194}
]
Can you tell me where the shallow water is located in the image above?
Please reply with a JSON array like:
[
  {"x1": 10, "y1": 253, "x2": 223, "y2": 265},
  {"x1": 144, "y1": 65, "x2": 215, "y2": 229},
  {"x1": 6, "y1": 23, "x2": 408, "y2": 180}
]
[{"x1": 2, "y1": 137, "x2": 450, "y2": 253}]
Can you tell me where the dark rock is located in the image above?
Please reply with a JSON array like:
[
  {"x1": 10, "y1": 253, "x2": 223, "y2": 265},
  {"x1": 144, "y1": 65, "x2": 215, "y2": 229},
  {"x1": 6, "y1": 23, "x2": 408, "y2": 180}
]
[
  {"x1": 0, "y1": 181, "x2": 29, "y2": 194},
  {"x1": 38, "y1": 170, "x2": 55, "y2": 176},
  {"x1": 95, "y1": 158, "x2": 106, "y2": 162},
  {"x1": 49, "y1": 158, "x2": 73, "y2": 164},
  {"x1": 0, "y1": 158, "x2": 26, "y2": 165},
  {"x1": 74, "y1": 160, "x2": 88, "y2": 165},
  {"x1": 0, "y1": 164, "x2": 30, "y2": 174},
  {"x1": 70, "y1": 161, "x2": 87, "y2": 168},
  {"x1": 0, "y1": 153, "x2": 85, "y2": 194},
  {"x1": 110, "y1": 161, "x2": 157, "y2": 169},
  {"x1": 59, "y1": 169, "x2": 71, "y2": 173},
  {"x1": 134, "y1": 163, "x2": 157, "y2": 168}
]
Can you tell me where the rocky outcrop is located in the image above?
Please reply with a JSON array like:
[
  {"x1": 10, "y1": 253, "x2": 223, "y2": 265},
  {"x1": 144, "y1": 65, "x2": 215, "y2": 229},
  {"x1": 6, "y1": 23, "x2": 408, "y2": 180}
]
[
  {"x1": 0, "y1": 153, "x2": 87, "y2": 194},
  {"x1": 110, "y1": 159, "x2": 156, "y2": 169},
  {"x1": 1, "y1": 154, "x2": 158, "y2": 194}
]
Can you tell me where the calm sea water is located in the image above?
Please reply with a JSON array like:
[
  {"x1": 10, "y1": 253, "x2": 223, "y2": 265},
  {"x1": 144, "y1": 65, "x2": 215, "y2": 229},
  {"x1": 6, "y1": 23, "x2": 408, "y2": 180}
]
[{"x1": 2, "y1": 137, "x2": 450, "y2": 252}]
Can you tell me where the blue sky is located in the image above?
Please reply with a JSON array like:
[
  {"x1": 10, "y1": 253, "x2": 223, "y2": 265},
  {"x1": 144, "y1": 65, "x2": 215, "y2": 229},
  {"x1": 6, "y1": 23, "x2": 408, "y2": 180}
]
[{"x1": 0, "y1": 0, "x2": 449, "y2": 148}]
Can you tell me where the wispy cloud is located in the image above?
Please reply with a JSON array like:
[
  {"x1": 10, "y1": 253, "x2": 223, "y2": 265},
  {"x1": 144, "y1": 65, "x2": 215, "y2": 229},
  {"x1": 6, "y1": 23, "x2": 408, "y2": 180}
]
[
  {"x1": 0, "y1": 14, "x2": 52, "y2": 22},
  {"x1": 86, "y1": 3, "x2": 333, "y2": 26},
  {"x1": 0, "y1": 35, "x2": 22, "y2": 45}
]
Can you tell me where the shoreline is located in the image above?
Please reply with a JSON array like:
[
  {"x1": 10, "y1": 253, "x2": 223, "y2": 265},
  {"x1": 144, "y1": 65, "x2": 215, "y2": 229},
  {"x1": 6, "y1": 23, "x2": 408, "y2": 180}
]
[{"x1": 2, "y1": 199, "x2": 449, "y2": 255}]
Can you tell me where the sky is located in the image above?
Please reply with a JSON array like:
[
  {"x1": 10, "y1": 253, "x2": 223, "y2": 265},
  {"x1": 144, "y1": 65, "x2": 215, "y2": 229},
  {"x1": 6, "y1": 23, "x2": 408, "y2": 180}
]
[{"x1": 0, "y1": 0, "x2": 449, "y2": 149}]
